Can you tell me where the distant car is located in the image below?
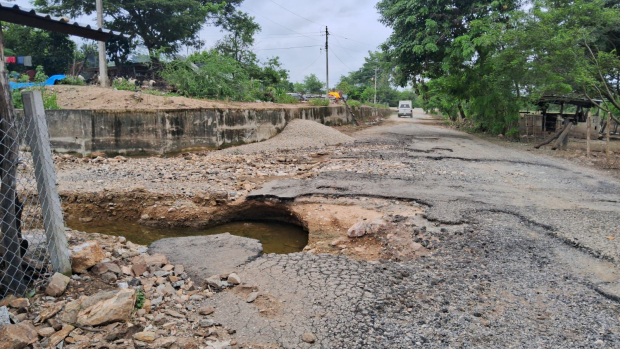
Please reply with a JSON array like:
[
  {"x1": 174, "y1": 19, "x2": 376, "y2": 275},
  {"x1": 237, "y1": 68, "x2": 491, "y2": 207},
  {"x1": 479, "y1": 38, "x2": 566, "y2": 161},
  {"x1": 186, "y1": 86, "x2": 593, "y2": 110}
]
[{"x1": 398, "y1": 100, "x2": 413, "y2": 118}]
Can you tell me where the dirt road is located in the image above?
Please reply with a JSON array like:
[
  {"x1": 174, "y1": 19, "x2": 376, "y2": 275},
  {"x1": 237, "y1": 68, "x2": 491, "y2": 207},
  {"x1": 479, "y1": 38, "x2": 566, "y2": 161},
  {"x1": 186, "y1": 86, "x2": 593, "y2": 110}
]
[{"x1": 199, "y1": 109, "x2": 620, "y2": 348}]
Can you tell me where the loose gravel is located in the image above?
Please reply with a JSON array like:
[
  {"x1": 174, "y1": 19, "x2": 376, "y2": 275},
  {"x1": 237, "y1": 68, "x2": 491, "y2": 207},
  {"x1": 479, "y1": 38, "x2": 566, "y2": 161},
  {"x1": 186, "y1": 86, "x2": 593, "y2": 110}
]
[{"x1": 223, "y1": 119, "x2": 354, "y2": 154}]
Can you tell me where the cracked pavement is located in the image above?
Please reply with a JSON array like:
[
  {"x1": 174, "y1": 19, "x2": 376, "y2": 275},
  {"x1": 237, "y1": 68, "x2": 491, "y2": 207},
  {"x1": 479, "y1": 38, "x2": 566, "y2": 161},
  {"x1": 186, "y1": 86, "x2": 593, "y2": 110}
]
[{"x1": 200, "y1": 111, "x2": 620, "y2": 348}]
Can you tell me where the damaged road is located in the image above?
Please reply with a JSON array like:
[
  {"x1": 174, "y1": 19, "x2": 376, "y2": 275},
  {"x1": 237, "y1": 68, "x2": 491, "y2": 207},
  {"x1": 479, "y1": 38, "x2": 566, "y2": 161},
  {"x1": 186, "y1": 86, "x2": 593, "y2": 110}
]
[{"x1": 200, "y1": 111, "x2": 620, "y2": 348}]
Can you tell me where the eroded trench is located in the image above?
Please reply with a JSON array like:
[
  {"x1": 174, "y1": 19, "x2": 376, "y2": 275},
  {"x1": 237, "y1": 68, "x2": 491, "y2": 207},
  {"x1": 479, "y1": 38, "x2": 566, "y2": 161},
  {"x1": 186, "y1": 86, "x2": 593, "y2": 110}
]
[{"x1": 61, "y1": 189, "x2": 439, "y2": 262}]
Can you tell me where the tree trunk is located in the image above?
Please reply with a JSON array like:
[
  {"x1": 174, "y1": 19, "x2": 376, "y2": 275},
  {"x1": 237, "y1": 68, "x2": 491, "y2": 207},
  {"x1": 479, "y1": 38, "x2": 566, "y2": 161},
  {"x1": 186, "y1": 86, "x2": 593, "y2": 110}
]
[{"x1": 457, "y1": 103, "x2": 466, "y2": 122}]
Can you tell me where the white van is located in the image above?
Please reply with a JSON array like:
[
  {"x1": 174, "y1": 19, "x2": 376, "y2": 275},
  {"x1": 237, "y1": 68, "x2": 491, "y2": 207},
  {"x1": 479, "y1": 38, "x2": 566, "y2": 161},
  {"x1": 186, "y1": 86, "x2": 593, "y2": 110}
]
[{"x1": 398, "y1": 100, "x2": 413, "y2": 118}]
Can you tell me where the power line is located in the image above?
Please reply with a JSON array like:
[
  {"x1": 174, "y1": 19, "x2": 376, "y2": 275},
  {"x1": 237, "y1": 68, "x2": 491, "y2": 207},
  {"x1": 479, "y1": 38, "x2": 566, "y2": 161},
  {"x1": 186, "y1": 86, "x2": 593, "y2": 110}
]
[
  {"x1": 266, "y1": 0, "x2": 326, "y2": 27},
  {"x1": 294, "y1": 50, "x2": 324, "y2": 78},
  {"x1": 330, "y1": 33, "x2": 375, "y2": 47},
  {"x1": 333, "y1": 37, "x2": 357, "y2": 60},
  {"x1": 243, "y1": 6, "x2": 322, "y2": 43},
  {"x1": 331, "y1": 47, "x2": 353, "y2": 72},
  {"x1": 254, "y1": 45, "x2": 322, "y2": 51}
]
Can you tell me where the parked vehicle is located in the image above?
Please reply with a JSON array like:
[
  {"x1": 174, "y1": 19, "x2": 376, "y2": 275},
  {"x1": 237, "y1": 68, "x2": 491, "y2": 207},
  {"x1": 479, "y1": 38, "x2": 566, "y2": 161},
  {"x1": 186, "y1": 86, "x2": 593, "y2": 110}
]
[{"x1": 398, "y1": 100, "x2": 413, "y2": 118}]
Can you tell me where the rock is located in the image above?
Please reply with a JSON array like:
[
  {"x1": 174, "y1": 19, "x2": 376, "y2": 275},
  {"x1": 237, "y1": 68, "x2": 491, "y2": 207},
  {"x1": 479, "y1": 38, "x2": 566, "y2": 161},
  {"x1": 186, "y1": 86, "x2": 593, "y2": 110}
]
[
  {"x1": 7, "y1": 299, "x2": 28, "y2": 309},
  {"x1": 153, "y1": 336, "x2": 177, "y2": 348},
  {"x1": 206, "y1": 275, "x2": 222, "y2": 289},
  {"x1": 134, "y1": 331, "x2": 156, "y2": 342},
  {"x1": 71, "y1": 241, "x2": 106, "y2": 273},
  {"x1": 246, "y1": 292, "x2": 259, "y2": 303},
  {"x1": 132, "y1": 262, "x2": 147, "y2": 277},
  {"x1": 0, "y1": 306, "x2": 10, "y2": 326},
  {"x1": 49, "y1": 324, "x2": 75, "y2": 347},
  {"x1": 36, "y1": 327, "x2": 56, "y2": 337},
  {"x1": 227, "y1": 273, "x2": 241, "y2": 285},
  {"x1": 47, "y1": 318, "x2": 62, "y2": 331},
  {"x1": 198, "y1": 306, "x2": 215, "y2": 316},
  {"x1": 131, "y1": 254, "x2": 168, "y2": 267},
  {"x1": 149, "y1": 234, "x2": 263, "y2": 282},
  {"x1": 46, "y1": 273, "x2": 71, "y2": 297},
  {"x1": 40, "y1": 302, "x2": 64, "y2": 322},
  {"x1": 301, "y1": 332, "x2": 316, "y2": 344},
  {"x1": 141, "y1": 214, "x2": 150, "y2": 220},
  {"x1": 174, "y1": 265, "x2": 184, "y2": 275},
  {"x1": 121, "y1": 266, "x2": 133, "y2": 275},
  {"x1": 347, "y1": 221, "x2": 367, "y2": 238},
  {"x1": 0, "y1": 323, "x2": 39, "y2": 348},
  {"x1": 62, "y1": 289, "x2": 135, "y2": 326},
  {"x1": 101, "y1": 272, "x2": 118, "y2": 283},
  {"x1": 166, "y1": 309, "x2": 184, "y2": 319},
  {"x1": 92, "y1": 262, "x2": 122, "y2": 275}
]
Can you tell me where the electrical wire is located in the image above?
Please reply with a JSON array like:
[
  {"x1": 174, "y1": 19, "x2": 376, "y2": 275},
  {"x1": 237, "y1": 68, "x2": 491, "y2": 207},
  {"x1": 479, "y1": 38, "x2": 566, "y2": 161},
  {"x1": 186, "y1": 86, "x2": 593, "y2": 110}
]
[
  {"x1": 242, "y1": 6, "x2": 322, "y2": 43},
  {"x1": 331, "y1": 47, "x2": 353, "y2": 72},
  {"x1": 254, "y1": 45, "x2": 322, "y2": 51},
  {"x1": 293, "y1": 50, "x2": 324, "y2": 78},
  {"x1": 333, "y1": 36, "x2": 358, "y2": 59},
  {"x1": 266, "y1": 0, "x2": 326, "y2": 27},
  {"x1": 330, "y1": 33, "x2": 374, "y2": 47}
]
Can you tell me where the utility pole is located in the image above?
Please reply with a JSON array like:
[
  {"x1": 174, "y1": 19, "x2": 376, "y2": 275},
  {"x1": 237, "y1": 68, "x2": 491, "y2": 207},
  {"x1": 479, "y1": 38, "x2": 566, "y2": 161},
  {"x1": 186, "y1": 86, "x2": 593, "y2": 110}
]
[
  {"x1": 325, "y1": 26, "x2": 329, "y2": 99},
  {"x1": 96, "y1": 0, "x2": 108, "y2": 87},
  {"x1": 374, "y1": 68, "x2": 378, "y2": 105}
]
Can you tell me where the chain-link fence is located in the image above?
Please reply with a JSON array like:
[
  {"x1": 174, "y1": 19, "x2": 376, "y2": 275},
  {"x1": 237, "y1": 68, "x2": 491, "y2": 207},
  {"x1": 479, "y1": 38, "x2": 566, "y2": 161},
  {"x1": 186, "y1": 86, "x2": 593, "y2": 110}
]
[{"x1": 0, "y1": 90, "x2": 70, "y2": 298}]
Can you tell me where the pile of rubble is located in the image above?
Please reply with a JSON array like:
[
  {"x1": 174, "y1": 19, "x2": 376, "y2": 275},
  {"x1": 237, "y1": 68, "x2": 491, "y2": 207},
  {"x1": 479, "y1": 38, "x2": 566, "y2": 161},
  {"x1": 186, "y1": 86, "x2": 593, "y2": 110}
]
[{"x1": 0, "y1": 230, "x2": 243, "y2": 349}]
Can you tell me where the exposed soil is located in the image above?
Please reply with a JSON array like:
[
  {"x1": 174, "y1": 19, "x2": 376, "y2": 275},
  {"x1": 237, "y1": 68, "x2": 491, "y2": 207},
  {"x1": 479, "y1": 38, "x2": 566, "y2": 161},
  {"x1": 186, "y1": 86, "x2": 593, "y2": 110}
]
[{"x1": 47, "y1": 85, "x2": 331, "y2": 110}]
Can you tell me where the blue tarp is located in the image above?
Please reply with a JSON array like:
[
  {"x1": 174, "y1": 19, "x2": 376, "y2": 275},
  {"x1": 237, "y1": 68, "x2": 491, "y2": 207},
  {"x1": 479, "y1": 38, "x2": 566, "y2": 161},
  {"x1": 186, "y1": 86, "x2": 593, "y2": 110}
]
[{"x1": 9, "y1": 75, "x2": 66, "y2": 90}]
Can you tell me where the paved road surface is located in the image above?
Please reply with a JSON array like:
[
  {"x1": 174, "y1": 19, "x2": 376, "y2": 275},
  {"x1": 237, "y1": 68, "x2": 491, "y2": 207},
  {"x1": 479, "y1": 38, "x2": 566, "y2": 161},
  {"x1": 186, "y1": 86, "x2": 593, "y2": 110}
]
[{"x1": 201, "y1": 110, "x2": 620, "y2": 348}]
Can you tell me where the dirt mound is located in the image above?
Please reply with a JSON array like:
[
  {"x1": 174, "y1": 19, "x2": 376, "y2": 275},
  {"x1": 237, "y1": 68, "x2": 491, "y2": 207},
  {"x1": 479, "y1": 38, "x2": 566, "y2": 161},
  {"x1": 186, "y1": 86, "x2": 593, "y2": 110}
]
[
  {"x1": 47, "y1": 85, "x2": 306, "y2": 110},
  {"x1": 224, "y1": 119, "x2": 355, "y2": 154}
]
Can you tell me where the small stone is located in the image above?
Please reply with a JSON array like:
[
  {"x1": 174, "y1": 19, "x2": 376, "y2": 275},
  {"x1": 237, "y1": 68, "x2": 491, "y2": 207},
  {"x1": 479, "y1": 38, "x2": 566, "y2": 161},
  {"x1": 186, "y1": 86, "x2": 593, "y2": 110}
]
[
  {"x1": 246, "y1": 292, "x2": 259, "y2": 303},
  {"x1": 198, "y1": 306, "x2": 215, "y2": 316},
  {"x1": 46, "y1": 272, "x2": 71, "y2": 297},
  {"x1": 206, "y1": 275, "x2": 222, "y2": 289},
  {"x1": 40, "y1": 301, "x2": 65, "y2": 322},
  {"x1": 71, "y1": 241, "x2": 106, "y2": 273},
  {"x1": 47, "y1": 318, "x2": 63, "y2": 331},
  {"x1": 8, "y1": 298, "x2": 29, "y2": 309},
  {"x1": 227, "y1": 273, "x2": 241, "y2": 285},
  {"x1": 302, "y1": 332, "x2": 316, "y2": 343},
  {"x1": 153, "y1": 336, "x2": 177, "y2": 348},
  {"x1": 0, "y1": 323, "x2": 39, "y2": 348},
  {"x1": 100, "y1": 271, "x2": 117, "y2": 283},
  {"x1": 141, "y1": 214, "x2": 150, "y2": 220},
  {"x1": 347, "y1": 221, "x2": 367, "y2": 238},
  {"x1": 134, "y1": 331, "x2": 157, "y2": 342},
  {"x1": 49, "y1": 324, "x2": 75, "y2": 347},
  {"x1": 121, "y1": 266, "x2": 133, "y2": 275},
  {"x1": 174, "y1": 265, "x2": 184, "y2": 275},
  {"x1": 0, "y1": 306, "x2": 10, "y2": 326},
  {"x1": 166, "y1": 309, "x2": 184, "y2": 319},
  {"x1": 36, "y1": 327, "x2": 56, "y2": 337}
]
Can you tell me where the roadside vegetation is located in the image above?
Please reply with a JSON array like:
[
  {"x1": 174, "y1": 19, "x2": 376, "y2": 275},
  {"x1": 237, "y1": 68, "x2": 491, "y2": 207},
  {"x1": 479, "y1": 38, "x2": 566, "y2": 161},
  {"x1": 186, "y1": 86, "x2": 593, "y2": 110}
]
[{"x1": 377, "y1": 0, "x2": 620, "y2": 135}]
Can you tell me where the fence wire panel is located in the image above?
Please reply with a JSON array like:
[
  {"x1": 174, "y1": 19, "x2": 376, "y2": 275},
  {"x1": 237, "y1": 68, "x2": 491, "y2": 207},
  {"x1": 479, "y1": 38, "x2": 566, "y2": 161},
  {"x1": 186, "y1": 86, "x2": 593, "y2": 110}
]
[{"x1": 0, "y1": 104, "x2": 70, "y2": 298}]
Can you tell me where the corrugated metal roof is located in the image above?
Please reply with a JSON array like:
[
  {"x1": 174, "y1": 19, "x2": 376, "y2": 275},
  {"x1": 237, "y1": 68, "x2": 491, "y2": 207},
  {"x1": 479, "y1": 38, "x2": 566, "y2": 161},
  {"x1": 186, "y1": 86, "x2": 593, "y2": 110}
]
[{"x1": 0, "y1": 2, "x2": 128, "y2": 41}]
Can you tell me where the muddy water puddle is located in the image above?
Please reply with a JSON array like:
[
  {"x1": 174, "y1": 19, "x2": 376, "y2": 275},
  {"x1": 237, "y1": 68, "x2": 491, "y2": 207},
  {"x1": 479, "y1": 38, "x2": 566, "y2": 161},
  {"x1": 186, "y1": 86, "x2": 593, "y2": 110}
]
[{"x1": 66, "y1": 220, "x2": 308, "y2": 254}]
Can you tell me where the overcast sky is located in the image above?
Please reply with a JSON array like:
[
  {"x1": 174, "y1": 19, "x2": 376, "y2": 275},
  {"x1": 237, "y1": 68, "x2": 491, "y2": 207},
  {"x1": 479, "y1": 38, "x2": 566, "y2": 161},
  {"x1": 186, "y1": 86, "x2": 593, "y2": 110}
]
[{"x1": 11, "y1": 0, "x2": 392, "y2": 84}]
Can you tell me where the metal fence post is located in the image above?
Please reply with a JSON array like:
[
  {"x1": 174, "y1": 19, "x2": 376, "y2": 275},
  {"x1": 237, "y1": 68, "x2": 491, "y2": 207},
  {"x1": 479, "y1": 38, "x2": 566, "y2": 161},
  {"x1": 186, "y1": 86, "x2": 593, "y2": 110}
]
[{"x1": 22, "y1": 91, "x2": 71, "y2": 275}]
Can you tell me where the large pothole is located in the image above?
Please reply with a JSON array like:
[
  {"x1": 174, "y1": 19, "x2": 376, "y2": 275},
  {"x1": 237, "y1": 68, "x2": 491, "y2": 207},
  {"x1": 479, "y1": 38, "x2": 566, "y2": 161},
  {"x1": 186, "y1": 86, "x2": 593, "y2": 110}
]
[{"x1": 67, "y1": 202, "x2": 309, "y2": 254}]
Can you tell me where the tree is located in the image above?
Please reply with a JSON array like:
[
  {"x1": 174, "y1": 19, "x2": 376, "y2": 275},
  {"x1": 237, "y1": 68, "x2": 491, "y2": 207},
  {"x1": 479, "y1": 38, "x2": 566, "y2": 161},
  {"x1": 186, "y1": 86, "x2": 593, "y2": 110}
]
[
  {"x1": 2, "y1": 23, "x2": 75, "y2": 76},
  {"x1": 303, "y1": 74, "x2": 324, "y2": 94},
  {"x1": 34, "y1": 0, "x2": 242, "y2": 58},
  {"x1": 215, "y1": 11, "x2": 261, "y2": 64}
]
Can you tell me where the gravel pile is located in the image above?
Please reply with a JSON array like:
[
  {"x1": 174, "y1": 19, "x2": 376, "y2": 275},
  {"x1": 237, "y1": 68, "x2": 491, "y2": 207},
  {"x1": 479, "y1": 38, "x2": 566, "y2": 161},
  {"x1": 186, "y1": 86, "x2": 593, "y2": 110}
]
[{"x1": 224, "y1": 119, "x2": 354, "y2": 154}]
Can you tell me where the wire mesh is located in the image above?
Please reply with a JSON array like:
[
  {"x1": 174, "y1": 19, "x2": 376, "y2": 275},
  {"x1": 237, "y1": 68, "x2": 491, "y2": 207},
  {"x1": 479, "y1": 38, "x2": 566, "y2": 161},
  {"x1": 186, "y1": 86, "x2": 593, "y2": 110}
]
[{"x1": 0, "y1": 105, "x2": 70, "y2": 298}]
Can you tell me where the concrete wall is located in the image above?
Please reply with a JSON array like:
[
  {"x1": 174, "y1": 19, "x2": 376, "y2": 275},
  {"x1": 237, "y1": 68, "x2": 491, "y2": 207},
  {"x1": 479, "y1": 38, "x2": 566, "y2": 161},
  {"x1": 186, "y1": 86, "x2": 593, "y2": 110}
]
[{"x1": 18, "y1": 106, "x2": 390, "y2": 156}]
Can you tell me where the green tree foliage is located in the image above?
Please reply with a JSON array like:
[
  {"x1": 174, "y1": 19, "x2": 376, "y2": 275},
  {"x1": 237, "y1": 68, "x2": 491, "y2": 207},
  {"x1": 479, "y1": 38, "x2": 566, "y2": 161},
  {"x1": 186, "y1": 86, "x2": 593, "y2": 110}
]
[
  {"x1": 377, "y1": 0, "x2": 620, "y2": 133},
  {"x1": 2, "y1": 23, "x2": 75, "y2": 75},
  {"x1": 303, "y1": 74, "x2": 325, "y2": 94},
  {"x1": 34, "y1": 0, "x2": 241, "y2": 58},
  {"x1": 215, "y1": 11, "x2": 261, "y2": 64},
  {"x1": 161, "y1": 50, "x2": 250, "y2": 100}
]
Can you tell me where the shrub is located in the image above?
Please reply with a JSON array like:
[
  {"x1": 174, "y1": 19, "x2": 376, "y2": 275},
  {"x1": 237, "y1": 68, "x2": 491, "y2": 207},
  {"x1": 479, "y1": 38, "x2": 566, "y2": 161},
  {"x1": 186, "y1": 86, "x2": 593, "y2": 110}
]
[
  {"x1": 113, "y1": 78, "x2": 137, "y2": 91},
  {"x1": 347, "y1": 100, "x2": 361, "y2": 108},
  {"x1": 12, "y1": 88, "x2": 60, "y2": 110},
  {"x1": 308, "y1": 98, "x2": 329, "y2": 106},
  {"x1": 275, "y1": 94, "x2": 298, "y2": 104},
  {"x1": 59, "y1": 76, "x2": 86, "y2": 86}
]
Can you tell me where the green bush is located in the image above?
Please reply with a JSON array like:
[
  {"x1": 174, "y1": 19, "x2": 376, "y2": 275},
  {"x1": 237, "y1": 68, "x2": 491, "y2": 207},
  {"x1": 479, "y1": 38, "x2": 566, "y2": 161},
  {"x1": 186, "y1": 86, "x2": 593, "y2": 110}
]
[
  {"x1": 59, "y1": 76, "x2": 86, "y2": 86},
  {"x1": 308, "y1": 98, "x2": 329, "y2": 106},
  {"x1": 113, "y1": 78, "x2": 137, "y2": 91},
  {"x1": 347, "y1": 100, "x2": 361, "y2": 108},
  {"x1": 275, "y1": 94, "x2": 298, "y2": 104},
  {"x1": 12, "y1": 88, "x2": 60, "y2": 110}
]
